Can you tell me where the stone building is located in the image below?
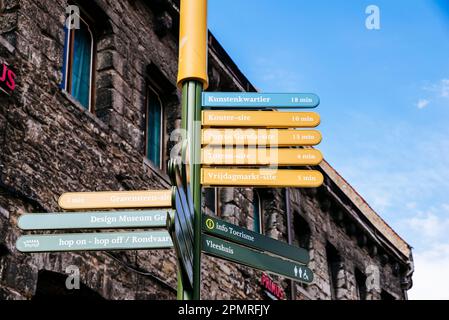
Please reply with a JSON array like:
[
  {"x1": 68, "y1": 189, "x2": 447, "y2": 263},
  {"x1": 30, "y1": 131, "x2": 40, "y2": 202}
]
[{"x1": 0, "y1": 0, "x2": 413, "y2": 300}]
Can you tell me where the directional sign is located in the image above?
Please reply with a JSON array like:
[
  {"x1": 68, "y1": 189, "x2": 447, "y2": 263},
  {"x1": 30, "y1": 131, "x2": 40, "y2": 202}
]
[
  {"x1": 16, "y1": 230, "x2": 173, "y2": 253},
  {"x1": 202, "y1": 129, "x2": 322, "y2": 146},
  {"x1": 202, "y1": 92, "x2": 319, "y2": 108},
  {"x1": 201, "y1": 168, "x2": 324, "y2": 188},
  {"x1": 58, "y1": 190, "x2": 172, "y2": 210},
  {"x1": 201, "y1": 147, "x2": 323, "y2": 166},
  {"x1": 202, "y1": 214, "x2": 309, "y2": 264},
  {"x1": 202, "y1": 111, "x2": 320, "y2": 128},
  {"x1": 202, "y1": 234, "x2": 313, "y2": 284},
  {"x1": 168, "y1": 158, "x2": 194, "y2": 287},
  {"x1": 18, "y1": 210, "x2": 172, "y2": 230},
  {"x1": 173, "y1": 186, "x2": 194, "y2": 285}
]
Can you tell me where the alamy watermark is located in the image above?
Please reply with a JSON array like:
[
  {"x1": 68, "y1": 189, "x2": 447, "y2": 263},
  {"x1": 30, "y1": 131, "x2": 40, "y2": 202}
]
[
  {"x1": 169, "y1": 124, "x2": 282, "y2": 168},
  {"x1": 65, "y1": 5, "x2": 80, "y2": 30},
  {"x1": 365, "y1": 5, "x2": 381, "y2": 30},
  {"x1": 65, "y1": 265, "x2": 80, "y2": 290},
  {"x1": 365, "y1": 264, "x2": 381, "y2": 292}
]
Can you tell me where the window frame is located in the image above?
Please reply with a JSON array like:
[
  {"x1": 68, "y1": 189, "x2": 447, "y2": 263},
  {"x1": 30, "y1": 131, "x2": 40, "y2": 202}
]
[
  {"x1": 145, "y1": 85, "x2": 165, "y2": 170},
  {"x1": 62, "y1": 12, "x2": 96, "y2": 112}
]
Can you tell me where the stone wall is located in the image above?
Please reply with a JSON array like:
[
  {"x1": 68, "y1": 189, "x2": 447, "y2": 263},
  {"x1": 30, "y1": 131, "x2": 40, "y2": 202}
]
[{"x1": 0, "y1": 0, "x2": 410, "y2": 300}]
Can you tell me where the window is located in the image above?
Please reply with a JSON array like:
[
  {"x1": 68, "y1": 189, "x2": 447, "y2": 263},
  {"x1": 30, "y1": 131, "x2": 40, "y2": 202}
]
[
  {"x1": 253, "y1": 191, "x2": 264, "y2": 233},
  {"x1": 61, "y1": 11, "x2": 95, "y2": 110},
  {"x1": 354, "y1": 268, "x2": 367, "y2": 300},
  {"x1": 0, "y1": 243, "x2": 8, "y2": 258},
  {"x1": 326, "y1": 242, "x2": 343, "y2": 300},
  {"x1": 203, "y1": 188, "x2": 218, "y2": 215},
  {"x1": 146, "y1": 87, "x2": 164, "y2": 168}
]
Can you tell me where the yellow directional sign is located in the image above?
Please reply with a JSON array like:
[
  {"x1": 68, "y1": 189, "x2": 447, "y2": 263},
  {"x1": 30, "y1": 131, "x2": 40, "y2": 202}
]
[
  {"x1": 201, "y1": 168, "x2": 323, "y2": 188},
  {"x1": 202, "y1": 147, "x2": 323, "y2": 166},
  {"x1": 58, "y1": 190, "x2": 172, "y2": 210},
  {"x1": 202, "y1": 111, "x2": 320, "y2": 128},
  {"x1": 202, "y1": 129, "x2": 322, "y2": 146}
]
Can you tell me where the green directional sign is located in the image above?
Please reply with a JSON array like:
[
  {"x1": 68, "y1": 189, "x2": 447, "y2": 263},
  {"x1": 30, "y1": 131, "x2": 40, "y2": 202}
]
[
  {"x1": 16, "y1": 230, "x2": 173, "y2": 253},
  {"x1": 18, "y1": 210, "x2": 172, "y2": 230},
  {"x1": 202, "y1": 214, "x2": 309, "y2": 265},
  {"x1": 168, "y1": 156, "x2": 194, "y2": 287},
  {"x1": 202, "y1": 234, "x2": 313, "y2": 284}
]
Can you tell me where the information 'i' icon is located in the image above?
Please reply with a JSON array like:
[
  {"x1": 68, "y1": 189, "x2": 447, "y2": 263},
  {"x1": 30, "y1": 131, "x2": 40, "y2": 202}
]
[{"x1": 205, "y1": 218, "x2": 215, "y2": 230}]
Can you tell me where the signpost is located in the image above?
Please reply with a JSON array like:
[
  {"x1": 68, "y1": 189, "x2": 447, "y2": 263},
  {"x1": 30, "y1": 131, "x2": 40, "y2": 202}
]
[
  {"x1": 202, "y1": 111, "x2": 320, "y2": 128},
  {"x1": 16, "y1": 230, "x2": 173, "y2": 253},
  {"x1": 201, "y1": 168, "x2": 324, "y2": 188},
  {"x1": 175, "y1": 0, "x2": 209, "y2": 300},
  {"x1": 202, "y1": 129, "x2": 322, "y2": 146},
  {"x1": 202, "y1": 214, "x2": 309, "y2": 265},
  {"x1": 202, "y1": 92, "x2": 320, "y2": 108},
  {"x1": 58, "y1": 190, "x2": 172, "y2": 210},
  {"x1": 18, "y1": 209, "x2": 172, "y2": 230},
  {"x1": 202, "y1": 147, "x2": 323, "y2": 166},
  {"x1": 202, "y1": 234, "x2": 313, "y2": 284}
]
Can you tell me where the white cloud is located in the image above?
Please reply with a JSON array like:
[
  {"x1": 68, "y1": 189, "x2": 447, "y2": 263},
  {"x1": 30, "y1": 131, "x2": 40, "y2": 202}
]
[
  {"x1": 406, "y1": 211, "x2": 449, "y2": 240},
  {"x1": 399, "y1": 206, "x2": 449, "y2": 299},
  {"x1": 423, "y1": 78, "x2": 449, "y2": 99},
  {"x1": 440, "y1": 79, "x2": 449, "y2": 98},
  {"x1": 416, "y1": 99, "x2": 430, "y2": 109}
]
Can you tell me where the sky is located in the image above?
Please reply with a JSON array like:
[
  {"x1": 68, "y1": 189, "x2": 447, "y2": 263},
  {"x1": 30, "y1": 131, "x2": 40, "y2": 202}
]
[{"x1": 209, "y1": 0, "x2": 449, "y2": 300}]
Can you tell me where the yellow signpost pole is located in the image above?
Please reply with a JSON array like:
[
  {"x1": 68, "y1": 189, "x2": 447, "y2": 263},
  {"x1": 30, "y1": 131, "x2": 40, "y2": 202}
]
[{"x1": 177, "y1": 0, "x2": 208, "y2": 301}]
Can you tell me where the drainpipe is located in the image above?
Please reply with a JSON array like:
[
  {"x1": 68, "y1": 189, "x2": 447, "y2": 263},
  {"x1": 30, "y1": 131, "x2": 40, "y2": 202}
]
[{"x1": 401, "y1": 252, "x2": 414, "y2": 300}]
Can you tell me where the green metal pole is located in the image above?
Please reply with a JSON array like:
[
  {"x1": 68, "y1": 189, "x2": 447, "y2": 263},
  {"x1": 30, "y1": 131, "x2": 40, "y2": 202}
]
[
  {"x1": 185, "y1": 80, "x2": 203, "y2": 300},
  {"x1": 176, "y1": 83, "x2": 196, "y2": 300},
  {"x1": 177, "y1": 81, "x2": 202, "y2": 300}
]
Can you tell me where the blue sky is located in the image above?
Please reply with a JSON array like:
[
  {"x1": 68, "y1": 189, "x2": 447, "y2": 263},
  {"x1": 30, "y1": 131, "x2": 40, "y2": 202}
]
[{"x1": 209, "y1": 0, "x2": 449, "y2": 299}]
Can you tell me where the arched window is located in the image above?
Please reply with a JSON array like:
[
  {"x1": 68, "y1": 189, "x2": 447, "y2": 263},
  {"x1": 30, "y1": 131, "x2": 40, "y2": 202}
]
[
  {"x1": 62, "y1": 11, "x2": 95, "y2": 110},
  {"x1": 146, "y1": 87, "x2": 164, "y2": 168},
  {"x1": 253, "y1": 191, "x2": 264, "y2": 233}
]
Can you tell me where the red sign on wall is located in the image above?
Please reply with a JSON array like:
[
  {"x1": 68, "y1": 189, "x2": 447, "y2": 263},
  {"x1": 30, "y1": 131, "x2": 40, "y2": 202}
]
[
  {"x1": 261, "y1": 273, "x2": 285, "y2": 300},
  {"x1": 0, "y1": 63, "x2": 16, "y2": 95}
]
